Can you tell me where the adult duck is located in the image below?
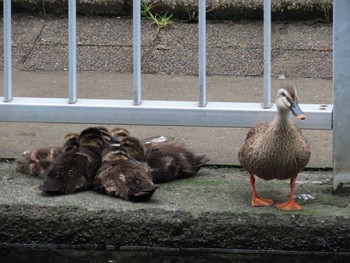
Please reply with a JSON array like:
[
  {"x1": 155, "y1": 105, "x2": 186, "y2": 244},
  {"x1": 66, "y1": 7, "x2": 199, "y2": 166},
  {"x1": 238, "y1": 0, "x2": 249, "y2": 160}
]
[{"x1": 238, "y1": 86, "x2": 311, "y2": 211}]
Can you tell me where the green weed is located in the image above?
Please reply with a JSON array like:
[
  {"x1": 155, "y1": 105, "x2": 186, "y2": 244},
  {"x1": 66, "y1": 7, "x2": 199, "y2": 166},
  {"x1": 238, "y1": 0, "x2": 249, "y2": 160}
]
[{"x1": 141, "y1": 1, "x2": 173, "y2": 31}]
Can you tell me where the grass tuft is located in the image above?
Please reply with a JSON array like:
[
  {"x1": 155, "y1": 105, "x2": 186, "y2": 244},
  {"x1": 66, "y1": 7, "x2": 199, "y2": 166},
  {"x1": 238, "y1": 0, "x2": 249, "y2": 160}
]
[{"x1": 141, "y1": 1, "x2": 173, "y2": 31}]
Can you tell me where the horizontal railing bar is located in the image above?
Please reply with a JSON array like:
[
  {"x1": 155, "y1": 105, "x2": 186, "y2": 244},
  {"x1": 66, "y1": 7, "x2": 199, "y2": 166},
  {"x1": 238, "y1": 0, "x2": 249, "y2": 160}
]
[{"x1": 0, "y1": 98, "x2": 332, "y2": 129}]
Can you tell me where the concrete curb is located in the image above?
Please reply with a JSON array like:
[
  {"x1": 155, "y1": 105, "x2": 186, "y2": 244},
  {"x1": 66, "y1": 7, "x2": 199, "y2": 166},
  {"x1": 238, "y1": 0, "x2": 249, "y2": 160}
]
[
  {"x1": 1, "y1": 204, "x2": 350, "y2": 252},
  {"x1": 10, "y1": 0, "x2": 332, "y2": 21},
  {"x1": 1, "y1": 162, "x2": 348, "y2": 253}
]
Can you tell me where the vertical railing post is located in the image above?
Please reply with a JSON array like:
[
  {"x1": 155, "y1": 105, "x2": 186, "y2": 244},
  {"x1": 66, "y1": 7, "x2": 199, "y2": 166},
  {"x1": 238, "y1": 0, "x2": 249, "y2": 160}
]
[
  {"x1": 333, "y1": 0, "x2": 350, "y2": 190},
  {"x1": 263, "y1": 0, "x2": 271, "y2": 109},
  {"x1": 198, "y1": 0, "x2": 206, "y2": 107},
  {"x1": 3, "y1": 0, "x2": 12, "y2": 102},
  {"x1": 68, "y1": 0, "x2": 77, "y2": 104},
  {"x1": 133, "y1": 0, "x2": 142, "y2": 105}
]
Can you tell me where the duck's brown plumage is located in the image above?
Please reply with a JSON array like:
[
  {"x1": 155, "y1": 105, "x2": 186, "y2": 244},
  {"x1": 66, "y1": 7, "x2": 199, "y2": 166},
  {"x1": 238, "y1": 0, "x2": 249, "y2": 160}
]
[
  {"x1": 238, "y1": 86, "x2": 311, "y2": 210},
  {"x1": 120, "y1": 136, "x2": 145, "y2": 162},
  {"x1": 15, "y1": 146, "x2": 63, "y2": 177},
  {"x1": 93, "y1": 146, "x2": 157, "y2": 202},
  {"x1": 144, "y1": 142, "x2": 209, "y2": 183},
  {"x1": 239, "y1": 121, "x2": 310, "y2": 181},
  {"x1": 15, "y1": 132, "x2": 82, "y2": 176},
  {"x1": 40, "y1": 127, "x2": 106, "y2": 195}
]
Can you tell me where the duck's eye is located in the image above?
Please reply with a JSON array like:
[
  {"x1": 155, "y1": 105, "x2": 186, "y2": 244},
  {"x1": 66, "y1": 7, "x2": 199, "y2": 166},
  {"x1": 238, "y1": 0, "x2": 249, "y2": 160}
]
[{"x1": 281, "y1": 92, "x2": 286, "y2": 97}]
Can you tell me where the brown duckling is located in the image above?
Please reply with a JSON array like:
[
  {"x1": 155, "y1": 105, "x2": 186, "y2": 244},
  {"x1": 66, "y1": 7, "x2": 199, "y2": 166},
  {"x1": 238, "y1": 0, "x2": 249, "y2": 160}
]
[
  {"x1": 15, "y1": 132, "x2": 80, "y2": 176},
  {"x1": 93, "y1": 146, "x2": 157, "y2": 202},
  {"x1": 238, "y1": 86, "x2": 311, "y2": 211},
  {"x1": 40, "y1": 127, "x2": 107, "y2": 195},
  {"x1": 15, "y1": 146, "x2": 63, "y2": 177},
  {"x1": 144, "y1": 142, "x2": 209, "y2": 183},
  {"x1": 120, "y1": 136, "x2": 145, "y2": 162}
]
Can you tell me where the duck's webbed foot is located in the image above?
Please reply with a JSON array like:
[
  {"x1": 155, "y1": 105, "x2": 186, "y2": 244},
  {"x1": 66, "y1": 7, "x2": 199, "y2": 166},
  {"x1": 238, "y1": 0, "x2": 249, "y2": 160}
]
[
  {"x1": 275, "y1": 199, "x2": 302, "y2": 211},
  {"x1": 275, "y1": 178, "x2": 302, "y2": 211},
  {"x1": 250, "y1": 175, "x2": 274, "y2": 207},
  {"x1": 252, "y1": 195, "x2": 274, "y2": 207}
]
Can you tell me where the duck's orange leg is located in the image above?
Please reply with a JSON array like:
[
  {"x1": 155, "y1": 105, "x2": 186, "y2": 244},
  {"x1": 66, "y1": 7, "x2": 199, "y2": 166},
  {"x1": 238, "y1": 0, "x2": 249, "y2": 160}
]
[
  {"x1": 250, "y1": 175, "x2": 274, "y2": 207},
  {"x1": 275, "y1": 178, "x2": 302, "y2": 211}
]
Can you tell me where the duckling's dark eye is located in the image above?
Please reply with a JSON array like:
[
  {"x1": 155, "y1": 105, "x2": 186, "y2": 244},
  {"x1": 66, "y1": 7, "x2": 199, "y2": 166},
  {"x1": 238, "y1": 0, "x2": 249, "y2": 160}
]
[{"x1": 281, "y1": 92, "x2": 286, "y2": 97}]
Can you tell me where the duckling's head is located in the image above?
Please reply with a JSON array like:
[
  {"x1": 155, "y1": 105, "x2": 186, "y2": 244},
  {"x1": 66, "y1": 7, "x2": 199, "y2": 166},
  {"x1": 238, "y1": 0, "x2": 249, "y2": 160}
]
[
  {"x1": 276, "y1": 86, "x2": 306, "y2": 120},
  {"x1": 128, "y1": 182, "x2": 158, "y2": 203},
  {"x1": 79, "y1": 127, "x2": 106, "y2": 149},
  {"x1": 63, "y1": 132, "x2": 79, "y2": 151},
  {"x1": 110, "y1": 127, "x2": 131, "y2": 141},
  {"x1": 120, "y1": 136, "x2": 145, "y2": 161},
  {"x1": 92, "y1": 126, "x2": 122, "y2": 144},
  {"x1": 101, "y1": 146, "x2": 129, "y2": 162}
]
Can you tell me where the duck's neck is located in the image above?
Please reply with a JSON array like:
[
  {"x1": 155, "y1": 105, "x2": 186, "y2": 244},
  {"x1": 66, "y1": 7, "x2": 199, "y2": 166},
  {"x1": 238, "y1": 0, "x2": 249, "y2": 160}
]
[{"x1": 271, "y1": 108, "x2": 293, "y2": 130}]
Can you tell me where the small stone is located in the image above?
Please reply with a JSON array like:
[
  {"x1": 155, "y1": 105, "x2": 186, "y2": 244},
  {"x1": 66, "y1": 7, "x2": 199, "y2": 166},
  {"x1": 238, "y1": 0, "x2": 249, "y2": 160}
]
[
  {"x1": 278, "y1": 73, "x2": 286, "y2": 80},
  {"x1": 155, "y1": 44, "x2": 171, "y2": 50}
]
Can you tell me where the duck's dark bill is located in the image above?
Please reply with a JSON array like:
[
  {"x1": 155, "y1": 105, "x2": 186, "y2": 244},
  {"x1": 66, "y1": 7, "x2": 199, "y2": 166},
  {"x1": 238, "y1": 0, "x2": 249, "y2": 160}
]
[{"x1": 289, "y1": 101, "x2": 306, "y2": 120}]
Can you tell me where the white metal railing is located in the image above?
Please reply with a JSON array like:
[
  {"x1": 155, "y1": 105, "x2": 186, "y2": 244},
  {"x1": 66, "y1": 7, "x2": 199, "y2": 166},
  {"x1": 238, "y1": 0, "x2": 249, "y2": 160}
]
[
  {"x1": 1, "y1": 0, "x2": 348, "y2": 190},
  {"x1": 0, "y1": 0, "x2": 332, "y2": 129}
]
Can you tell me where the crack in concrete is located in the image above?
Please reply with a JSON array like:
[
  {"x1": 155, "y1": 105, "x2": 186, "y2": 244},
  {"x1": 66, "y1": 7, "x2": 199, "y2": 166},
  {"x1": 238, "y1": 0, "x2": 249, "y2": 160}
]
[{"x1": 20, "y1": 23, "x2": 47, "y2": 66}]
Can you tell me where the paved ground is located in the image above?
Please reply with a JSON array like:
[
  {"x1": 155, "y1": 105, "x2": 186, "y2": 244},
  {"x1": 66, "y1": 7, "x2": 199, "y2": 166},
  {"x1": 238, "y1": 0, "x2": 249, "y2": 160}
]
[
  {"x1": 1, "y1": 13, "x2": 347, "y2": 253},
  {"x1": 3, "y1": 14, "x2": 333, "y2": 77},
  {"x1": 0, "y1": 14, "x2": 333, "y2": 167}
]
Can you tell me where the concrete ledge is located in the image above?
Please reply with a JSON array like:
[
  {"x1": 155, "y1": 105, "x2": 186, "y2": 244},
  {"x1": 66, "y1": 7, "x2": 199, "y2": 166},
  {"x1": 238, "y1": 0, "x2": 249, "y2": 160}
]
[
  {"x1": 9, "y1": 0, "x2": 333, "y2": 21},
  {"x1": 1, "y1": 161, "x2": 350, "y2": 252},
  {"x1": 1, "y1": 204, "x2": 350, "y2": 252}
]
